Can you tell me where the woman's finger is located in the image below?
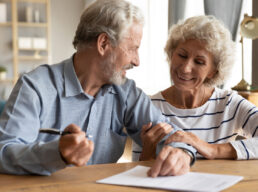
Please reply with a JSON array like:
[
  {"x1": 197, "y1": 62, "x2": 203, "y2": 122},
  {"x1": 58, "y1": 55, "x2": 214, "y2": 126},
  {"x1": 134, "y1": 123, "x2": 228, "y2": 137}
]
[{"x1": 142, "y1": 122, "x2": 152, "y2": 133}]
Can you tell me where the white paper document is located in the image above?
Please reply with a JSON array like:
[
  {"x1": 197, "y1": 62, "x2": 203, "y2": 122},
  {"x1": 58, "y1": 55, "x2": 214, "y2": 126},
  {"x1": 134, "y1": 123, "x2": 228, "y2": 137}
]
[{"x1": 97, "y1": 165, "x2": 243, "y2": 192}]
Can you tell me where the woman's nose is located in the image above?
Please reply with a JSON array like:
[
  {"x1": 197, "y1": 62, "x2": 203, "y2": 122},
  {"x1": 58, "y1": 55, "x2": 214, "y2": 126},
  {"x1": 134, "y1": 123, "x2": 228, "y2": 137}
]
[{"x1": 181, "y1": 59, "x2": 193, "y2": 73}]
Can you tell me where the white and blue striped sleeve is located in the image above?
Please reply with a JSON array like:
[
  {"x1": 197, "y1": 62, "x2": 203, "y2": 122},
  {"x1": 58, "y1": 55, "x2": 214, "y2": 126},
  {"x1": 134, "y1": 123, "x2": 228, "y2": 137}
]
[{"x1": 230, "y1": 98, "x2": 258, "y2": 160}]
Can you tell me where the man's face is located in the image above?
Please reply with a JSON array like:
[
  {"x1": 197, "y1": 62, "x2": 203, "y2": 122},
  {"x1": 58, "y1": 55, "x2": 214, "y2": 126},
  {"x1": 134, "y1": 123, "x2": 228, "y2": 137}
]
[{"x1": 102, "y1": 23, "x2": 143, "y2": 85}]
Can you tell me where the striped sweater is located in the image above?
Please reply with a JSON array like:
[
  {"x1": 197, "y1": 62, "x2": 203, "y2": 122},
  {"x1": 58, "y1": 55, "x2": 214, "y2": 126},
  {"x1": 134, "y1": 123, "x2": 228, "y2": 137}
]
[{"x1": 132, "y1": 88, "x2": 258, "y2": 161}]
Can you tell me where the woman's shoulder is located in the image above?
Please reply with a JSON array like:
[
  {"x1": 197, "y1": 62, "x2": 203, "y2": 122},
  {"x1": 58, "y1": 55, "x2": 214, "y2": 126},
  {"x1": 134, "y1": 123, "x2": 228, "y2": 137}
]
[
  {"x1": 149, "y1": 88, "x2": 237, "y2": 104},
  {"x1": 210, "y1": 87, "x2": 238, "y2": 100},
  {"x1": 209, "y1": 87, "x2": 249, "y2": 109},
  {"x1": 213, "y1": 87, "x2": 233, "y2": 95},
  {"x1": 150, "y1": 91, "x2": 164, "y2": 100},
  {"x1": 149, "y1": 91, "x2": 171, "y2": 110}
]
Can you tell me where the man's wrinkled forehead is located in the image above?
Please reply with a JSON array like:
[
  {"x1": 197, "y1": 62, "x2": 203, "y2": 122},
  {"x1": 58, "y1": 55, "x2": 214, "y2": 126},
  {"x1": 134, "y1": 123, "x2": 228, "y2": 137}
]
[{"x1": 120, "y1": 23, "x2": 143, "y2": 45}]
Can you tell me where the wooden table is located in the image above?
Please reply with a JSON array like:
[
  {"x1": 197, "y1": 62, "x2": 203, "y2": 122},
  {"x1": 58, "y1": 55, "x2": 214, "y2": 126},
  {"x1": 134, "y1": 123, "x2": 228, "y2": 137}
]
[{"x1": 0, "y1": 160, "x2": 258, "y2": 192}]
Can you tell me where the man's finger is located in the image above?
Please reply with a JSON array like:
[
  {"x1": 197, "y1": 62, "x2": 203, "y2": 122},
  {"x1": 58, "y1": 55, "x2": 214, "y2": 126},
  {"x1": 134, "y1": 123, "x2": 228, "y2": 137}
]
[
  {"x1": 64, "y1": 124, "x2": 81, "y2": 134},
  {"x1": 148, "y1": 147, "x2": 170, "y2": 177},
  {"x1": 159, "y1": 152, "x2": 178, "y2": 176}
]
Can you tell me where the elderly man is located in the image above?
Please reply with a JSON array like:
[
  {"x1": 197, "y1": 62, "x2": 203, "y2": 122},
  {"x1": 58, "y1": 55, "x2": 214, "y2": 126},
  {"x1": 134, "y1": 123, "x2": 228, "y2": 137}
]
[{"x1": 0, "y1": 0, "x2": 196, "y2": 176}]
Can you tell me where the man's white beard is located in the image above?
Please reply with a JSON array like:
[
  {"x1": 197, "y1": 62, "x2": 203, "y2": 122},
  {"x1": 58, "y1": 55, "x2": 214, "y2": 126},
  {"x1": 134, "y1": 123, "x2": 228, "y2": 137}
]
[
  {"x1": 109, "y1": 70, "x2": 126, "y2": 85},
  {"x1": 101, "y1": 52, "x2": 126, "y2": 86}
]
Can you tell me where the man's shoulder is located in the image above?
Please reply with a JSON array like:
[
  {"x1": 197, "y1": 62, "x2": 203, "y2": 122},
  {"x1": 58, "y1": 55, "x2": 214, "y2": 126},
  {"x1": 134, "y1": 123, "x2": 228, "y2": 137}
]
[
  {"x1": 22, "y1": 59, "x2": 68, "y2": 83},
  {"x1": 113, "y1": 78, "x2": 137, "y2": 93},
  {"x1": 112, "y1": 78, "x2": 148, "y2": 100},
  {"x1": 16, "y1": 59, "x2": 69, "y2": 94}
]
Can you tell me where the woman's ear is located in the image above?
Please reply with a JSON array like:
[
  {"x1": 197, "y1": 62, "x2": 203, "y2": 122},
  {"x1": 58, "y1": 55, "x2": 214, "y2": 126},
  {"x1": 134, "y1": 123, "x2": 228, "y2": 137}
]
[
  {"x1": 207, "y1": 69, "x2": 218, "y2": 79},
  {"x1": 97, "y1": 33, "x2": 111, "y2": 56}
]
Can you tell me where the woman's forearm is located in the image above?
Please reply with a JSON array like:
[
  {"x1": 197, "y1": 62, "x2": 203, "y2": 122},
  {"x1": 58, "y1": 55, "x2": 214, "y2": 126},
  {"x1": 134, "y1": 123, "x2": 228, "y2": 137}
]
[
  {"x1": 194, "y1": 138, "x2": 237, "y2": 160},
  {"x1": 212, "y1": 143, "x2": 237, "y2": 159}
]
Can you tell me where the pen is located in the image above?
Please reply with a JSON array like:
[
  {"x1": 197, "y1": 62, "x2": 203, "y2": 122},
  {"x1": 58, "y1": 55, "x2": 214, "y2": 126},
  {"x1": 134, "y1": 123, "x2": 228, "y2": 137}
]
[{"x1": 39, "y1": 128, "x2": 93, "y2": 138}]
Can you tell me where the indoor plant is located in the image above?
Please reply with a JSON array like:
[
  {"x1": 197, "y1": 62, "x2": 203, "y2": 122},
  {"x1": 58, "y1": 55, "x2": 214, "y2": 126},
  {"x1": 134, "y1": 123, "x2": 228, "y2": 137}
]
[{"x1": 0, "y1": 66, "x2": 7, "y2": 80}]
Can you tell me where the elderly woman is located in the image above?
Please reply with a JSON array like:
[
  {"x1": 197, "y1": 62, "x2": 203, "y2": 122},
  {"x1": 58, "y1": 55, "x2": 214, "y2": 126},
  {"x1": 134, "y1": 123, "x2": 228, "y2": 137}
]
[{"x1": 133, "y1": 15, "x2": 258, "y2": 161}]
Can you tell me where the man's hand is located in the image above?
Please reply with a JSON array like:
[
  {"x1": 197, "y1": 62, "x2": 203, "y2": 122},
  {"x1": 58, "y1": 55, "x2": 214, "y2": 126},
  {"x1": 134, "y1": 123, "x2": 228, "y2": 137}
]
[
  {"x1": 140, "y1": 122, "x2": 173, "y2": 161},
  {"x1": 148, "y1": 146, "x2": 191, "y2": 177},
  {"x1": 59, "y1": 124, "x2": 94, "y2": 166}
]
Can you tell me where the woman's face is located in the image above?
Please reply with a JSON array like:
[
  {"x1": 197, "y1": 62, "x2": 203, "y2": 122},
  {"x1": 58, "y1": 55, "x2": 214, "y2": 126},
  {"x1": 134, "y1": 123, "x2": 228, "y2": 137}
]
[{"x1": 170, "y1": 39, "x2": 216, "y2": 91}]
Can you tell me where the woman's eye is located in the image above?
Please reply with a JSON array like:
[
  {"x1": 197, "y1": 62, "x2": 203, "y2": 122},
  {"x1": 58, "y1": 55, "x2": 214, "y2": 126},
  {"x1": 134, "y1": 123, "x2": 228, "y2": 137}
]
[
  {"x1": 178, "y1": 53, "x2": 187, "y2": 58},
  {"x1": 195, "y1": 60, "x2": 205, "y2": 65}
]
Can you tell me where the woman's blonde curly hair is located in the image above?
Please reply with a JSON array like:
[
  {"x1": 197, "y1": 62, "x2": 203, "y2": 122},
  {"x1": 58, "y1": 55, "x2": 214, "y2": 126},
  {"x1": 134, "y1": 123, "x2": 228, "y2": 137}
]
[{"x1": 165, "y1": 15, "x2": 236, "y2": 86}]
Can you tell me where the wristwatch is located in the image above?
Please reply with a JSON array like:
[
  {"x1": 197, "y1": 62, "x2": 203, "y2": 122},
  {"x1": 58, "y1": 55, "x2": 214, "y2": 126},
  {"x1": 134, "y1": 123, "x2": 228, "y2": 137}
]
[{"x1": 181, "y1": 148, "x2": 196, "y2": 166}]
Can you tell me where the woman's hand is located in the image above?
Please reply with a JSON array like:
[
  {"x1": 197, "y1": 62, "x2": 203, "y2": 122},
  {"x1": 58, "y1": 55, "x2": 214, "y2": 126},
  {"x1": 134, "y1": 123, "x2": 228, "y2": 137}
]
[
  {"x1": 165, "y1": 131, "x2": 237, "y2": 159},
  {"x1": 165, "y1": 131, "x2": 216, "y2": 159},
  {"x1": 140, "y1": 122, "x2": 173, "y2": 161}
]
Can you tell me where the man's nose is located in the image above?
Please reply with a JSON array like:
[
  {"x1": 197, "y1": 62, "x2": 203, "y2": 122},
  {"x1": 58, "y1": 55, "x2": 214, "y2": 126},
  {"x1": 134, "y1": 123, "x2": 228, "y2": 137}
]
[{"x1": 131, "y1": 54, "x2": 140, "y2": 67}]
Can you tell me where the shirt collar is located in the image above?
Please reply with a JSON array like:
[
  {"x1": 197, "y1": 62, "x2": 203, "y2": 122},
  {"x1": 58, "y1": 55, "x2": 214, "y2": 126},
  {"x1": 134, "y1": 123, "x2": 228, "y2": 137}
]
[
  {"x1": 101, "y1": 84, "x2": 117, "y2": 96},
  {"x1": 63, "y1": 55, "x2": 117, "y2": 97},
  {"x1": 64, "y1": 55, "x2": 84, "y2": 97}
]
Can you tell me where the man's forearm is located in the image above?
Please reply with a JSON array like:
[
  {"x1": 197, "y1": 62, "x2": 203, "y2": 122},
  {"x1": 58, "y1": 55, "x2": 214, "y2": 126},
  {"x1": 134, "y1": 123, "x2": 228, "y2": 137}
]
[{"x1": 0, "y1": 140, "x2": 66, "y2": 175}]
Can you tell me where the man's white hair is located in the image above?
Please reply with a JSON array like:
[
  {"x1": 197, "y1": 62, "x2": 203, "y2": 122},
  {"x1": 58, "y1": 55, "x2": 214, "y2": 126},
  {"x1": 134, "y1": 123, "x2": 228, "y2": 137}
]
[{"x1": 73, "y1": 0, "x2": 144, "y2": 49}]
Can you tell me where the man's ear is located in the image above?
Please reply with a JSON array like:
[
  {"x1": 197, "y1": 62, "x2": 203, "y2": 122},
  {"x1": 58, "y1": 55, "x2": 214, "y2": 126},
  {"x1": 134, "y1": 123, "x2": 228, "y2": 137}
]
[{"x1": 97, "y1": 33, "x2": 111, "y2": 56}]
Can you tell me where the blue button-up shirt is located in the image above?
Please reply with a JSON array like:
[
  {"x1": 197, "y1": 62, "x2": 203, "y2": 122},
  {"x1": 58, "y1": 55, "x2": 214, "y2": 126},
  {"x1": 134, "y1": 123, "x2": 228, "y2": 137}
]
[{"x1": 0, "y1": 56, "x2": 196, "y2": 175}]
